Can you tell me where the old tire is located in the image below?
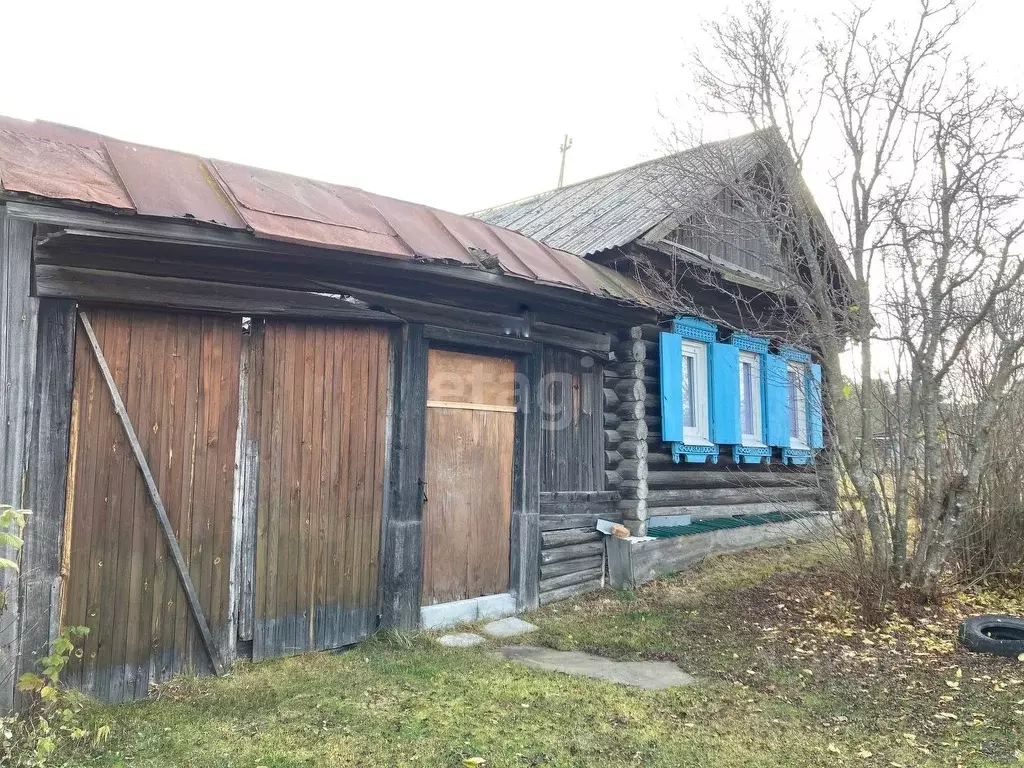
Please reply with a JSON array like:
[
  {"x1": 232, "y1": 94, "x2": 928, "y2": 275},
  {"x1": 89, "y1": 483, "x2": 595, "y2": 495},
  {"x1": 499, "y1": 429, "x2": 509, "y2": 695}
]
[{"x1": 958, "y1": 615, "x2": 1024, "y2": 658}]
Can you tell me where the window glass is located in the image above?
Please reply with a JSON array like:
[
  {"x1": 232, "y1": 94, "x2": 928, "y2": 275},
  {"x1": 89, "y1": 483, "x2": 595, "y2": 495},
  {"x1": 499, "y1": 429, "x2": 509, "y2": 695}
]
[
  {"x1": 683, "y1": 353, "x2": 695, "y2": 428},
  {"x1": 741, "y1": 360, "x2": 754, "y2": 434},
  {"x1": 788, "y1": 363, "x2": 808, "y2": 445}
]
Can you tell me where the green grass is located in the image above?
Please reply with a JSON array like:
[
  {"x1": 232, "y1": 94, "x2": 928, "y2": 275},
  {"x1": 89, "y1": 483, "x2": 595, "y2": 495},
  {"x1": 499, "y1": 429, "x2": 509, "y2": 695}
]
[{"x1": 59, "y1": 543, "x2": 1023, "y2": 767}]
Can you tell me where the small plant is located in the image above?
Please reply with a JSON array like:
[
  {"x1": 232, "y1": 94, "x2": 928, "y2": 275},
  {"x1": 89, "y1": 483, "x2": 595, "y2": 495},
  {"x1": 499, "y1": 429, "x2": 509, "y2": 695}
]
[
  {"x1": 0, "y1": 507, "x2": 108, "y2": 765},
  {"x1": 0, "y1": 504, "x2": 29, "y2": 573}
]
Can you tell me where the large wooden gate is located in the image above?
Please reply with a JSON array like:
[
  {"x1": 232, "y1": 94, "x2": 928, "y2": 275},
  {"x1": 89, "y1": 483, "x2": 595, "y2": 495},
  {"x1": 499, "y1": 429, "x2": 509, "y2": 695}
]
[
  {"x1": 61, "y1": 309, "x2": 393, "y2": 699},
  {"x1": 62, "y1": 309, "x2": 242, "y2": 701},
  {"x1": 249, "y1": 321, "x2": 391, "y2": 660},
  {"x1": 421, "y1": 349, "x2": 516, "y2": 606}
]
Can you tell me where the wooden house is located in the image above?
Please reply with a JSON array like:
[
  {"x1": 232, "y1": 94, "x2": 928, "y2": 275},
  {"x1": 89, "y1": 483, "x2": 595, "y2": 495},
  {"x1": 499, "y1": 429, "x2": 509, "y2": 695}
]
[
  {"x1": 0, "y1": 118, "x2": 839, "y2": 707},
  {"x1": 474, "y1": 128, "x2": 842, "y2": 581}
]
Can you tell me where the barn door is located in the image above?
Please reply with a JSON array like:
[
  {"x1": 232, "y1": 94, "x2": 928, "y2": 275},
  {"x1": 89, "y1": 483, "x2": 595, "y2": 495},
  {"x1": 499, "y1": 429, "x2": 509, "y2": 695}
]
[
  {"x1": 250, "y1": 321, "x2": 390, "y2": 660},
  {"x1": 62, "y1": 308, "x2": 241, "y2": 702},
  {"x1": 421, "y1": 349, "x2": 516, "y2": 606}
]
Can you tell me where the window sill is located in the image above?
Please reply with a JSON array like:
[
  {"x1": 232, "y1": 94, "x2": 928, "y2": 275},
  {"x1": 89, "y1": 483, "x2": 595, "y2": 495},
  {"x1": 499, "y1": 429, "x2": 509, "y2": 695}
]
[
  {"x1": 790, "y1": 439, "x2": 810, "y2": 451},
  {"x1": 741, "y1": 438, "x2": 766, "y2": 448},
  {"x1": 683, "y1": 435, "x2": 714, "y2": 447}
]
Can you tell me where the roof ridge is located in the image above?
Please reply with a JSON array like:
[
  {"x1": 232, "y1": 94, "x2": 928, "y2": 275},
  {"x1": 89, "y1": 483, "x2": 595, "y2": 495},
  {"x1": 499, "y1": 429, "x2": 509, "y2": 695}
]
[{"x1": 471, "y1": 127, "x2": 778, "y2": 216}]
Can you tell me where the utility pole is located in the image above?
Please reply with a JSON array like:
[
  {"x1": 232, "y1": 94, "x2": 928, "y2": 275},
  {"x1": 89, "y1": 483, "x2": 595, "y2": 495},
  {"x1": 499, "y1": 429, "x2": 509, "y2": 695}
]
[{"x1": 557, "y1": 134, "x2": 573, "y2": 188}]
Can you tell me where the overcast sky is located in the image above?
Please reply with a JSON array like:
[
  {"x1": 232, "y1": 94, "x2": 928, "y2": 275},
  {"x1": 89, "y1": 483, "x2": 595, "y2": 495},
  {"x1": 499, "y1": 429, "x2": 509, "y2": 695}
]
[{"x1": 3, "y1": 0, "x2": 1021, "y2": 219}]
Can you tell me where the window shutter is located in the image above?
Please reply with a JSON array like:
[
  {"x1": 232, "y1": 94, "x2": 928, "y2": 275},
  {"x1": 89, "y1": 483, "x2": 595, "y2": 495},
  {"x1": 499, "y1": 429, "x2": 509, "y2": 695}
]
[
  {"x1": 808, "y1": 362, "x2": 824, "y2": 450},
  {"x1": 764, "y1": 353, "x2": 791, "y2": 448},
  {"x1": 659, "y1": 332, "x2": 683, "y2": 442},
  {"x1": 710, "y1": 342, "x2": 740, "y2": 444}
]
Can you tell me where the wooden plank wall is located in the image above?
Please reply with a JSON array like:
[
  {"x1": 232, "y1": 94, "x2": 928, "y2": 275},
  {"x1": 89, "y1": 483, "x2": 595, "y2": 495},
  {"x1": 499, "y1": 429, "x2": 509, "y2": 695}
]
[
  {"x1": 251, "y1": 321, "x2": 390, "y2": 660},
  {"x1": 62, "y1": 309, "x2": 242, "y2": 701},
  {"x1": 0, "y1": 209, "x2": 38, "y2": 709},
  {"x1": 538, "y1": 348, "x2": 616, "y2": 604},
  {"x1": 541, "y1": 348, "x2": 603, "y2": 493},
  {"x1": 638, "y1": 324, "x2": 823, "y2": 521}
]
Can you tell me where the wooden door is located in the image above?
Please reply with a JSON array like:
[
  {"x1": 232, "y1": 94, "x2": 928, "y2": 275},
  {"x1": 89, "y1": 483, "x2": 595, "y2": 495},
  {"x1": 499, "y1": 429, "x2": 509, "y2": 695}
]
[
  {"x1": 251, "y1": 321, "x2": 390, "y2": 660},
  {"x1": 62, "y1": 309, "x2": 241, "y2": 702},
  {"x1": 422, "y1": 349, "x2": 516, "y2": 605}
]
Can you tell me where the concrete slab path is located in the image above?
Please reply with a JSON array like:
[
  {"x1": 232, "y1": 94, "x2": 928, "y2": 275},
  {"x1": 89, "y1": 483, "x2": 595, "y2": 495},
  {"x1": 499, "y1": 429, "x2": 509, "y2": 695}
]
[
  {"x1": 497, "y1": 645, "x2": 695, "y2": 690},
  {"x1": 481, "y1": 617, "x2": 538, "y2": 638},
  {"x1": 437, "y1": 633, "x2": 485, "y2": 648}
]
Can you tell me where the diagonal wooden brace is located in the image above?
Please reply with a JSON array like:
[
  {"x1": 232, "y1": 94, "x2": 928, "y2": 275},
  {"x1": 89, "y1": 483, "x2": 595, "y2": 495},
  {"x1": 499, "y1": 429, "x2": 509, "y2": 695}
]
[{"x1": 78, "y1": 311, "x2": 227, "y2": 677}]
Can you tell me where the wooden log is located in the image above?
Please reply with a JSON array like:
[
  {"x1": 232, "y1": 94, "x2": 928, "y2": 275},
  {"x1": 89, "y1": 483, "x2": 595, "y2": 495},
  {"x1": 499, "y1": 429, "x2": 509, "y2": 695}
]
[
  {"x1": 617, "y1": 498, "x2": 649, "y2": 520},
  {"x1": 604, "y1": 411, "x2": 621, "y2": 429},
  {"x1": 605, "y1": 450, "x2": 623, "y2": 466},
  {"x1": 640, "y1": 324, "x2": 664, "y2": 342},
  {"x1": 618, "y1": 459, "x2": 648, "y2": 481},
  {"x1": 540, "y1": 578, "x2": 604, "y2": 605},
  {"x1": 540, "y1": 513, "x2": 623, "y2": 532},
  {"x1": 604, "y1": 429, "x2": 622, "y2": 447},
  {"x1": 541, "y1": 555, "x2": 604, "y2": 579},
  {"x1": 617, "y1": 400, "x2": 644, "y2": 421},
  {"x1": 540, "y1": 491, "x2": 618, "y2": 503},
  {"x1": 542, "y1": 527, "x2": 603, "y2": 548},
  {"x1": 605, "y1": 470, "x2": 621, "y2": 487},
  {"x1": 613, "y1": 379, "x2": 645, "y2": 402},
  {"x1": 604, "y1": 387, "x2": 619, "y2": 408},
  {"x1": 651, "y1": 500, "x2": 821, "y2": 521},
  {"x1": 646, "y1": 486, "x2": 820, "y2": 509},
  {"x1": 540, "y1": 541, "x2": 604, "y2": 565},
  {"x1": 613, "y1": 340, "x2": 645, "y2": 362},
  {"x1": 618, "y1": 420, "x2": 648, "y2": 441},
  {"x1": 646, "y1": 470, "x2": 820, "y2": 490},
  {"x1": 617, "y1": 480, "x2": 649, "y2": 499},
  {"x1": 618, "y1": 440, "x2": 648, "y2": 460},
  {"x1": 540, "y1": 567, "x2": 605, "y2": 594},
  {"x1": 615, "y1": 362, "x2": 646, "y2": 380},
  {"x1": 618, "y1": 327, "x2": 644, "y2": 341}
]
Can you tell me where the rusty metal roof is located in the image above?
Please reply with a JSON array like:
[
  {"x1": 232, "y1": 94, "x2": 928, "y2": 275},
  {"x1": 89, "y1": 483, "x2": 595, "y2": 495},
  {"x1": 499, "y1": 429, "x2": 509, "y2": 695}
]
[
  {"x1": 0, "y1": 115, "x2": 647, "y2": 304},
  {"x1": 472, "y1": 131, "x2": 775, "y2": 256}
]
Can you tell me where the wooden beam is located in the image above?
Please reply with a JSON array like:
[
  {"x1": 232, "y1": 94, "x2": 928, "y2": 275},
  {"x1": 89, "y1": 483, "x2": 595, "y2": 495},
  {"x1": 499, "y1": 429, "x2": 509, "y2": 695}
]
[
  {"x1": 9, "y1": 202, "x2": 655, "y2": 327},
  {"x1": 378, "y1": 324, "x2": 428, "y2": 629},
  {"x1": 423, "y1": 325, "x2": 537, "y2": 354},
  {"x1": 77, "y1": 311, "x2": 227, "y2": 676},
  {"x1": 16, "y1": 300, "x2": 76, "y2": 701},
  {"x1": 34, "y1": 264, "x2": 402, "y2": 324}
]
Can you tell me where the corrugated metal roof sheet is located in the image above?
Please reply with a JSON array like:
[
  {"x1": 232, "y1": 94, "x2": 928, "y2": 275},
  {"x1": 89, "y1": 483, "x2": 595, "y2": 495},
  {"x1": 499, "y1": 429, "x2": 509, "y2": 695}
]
[
  {"x1": 0, "y1": 115, "x2": 646, "y2": 305},
  {"x1": 472, "y1": 131, "x2": 775, "y2": 256}
]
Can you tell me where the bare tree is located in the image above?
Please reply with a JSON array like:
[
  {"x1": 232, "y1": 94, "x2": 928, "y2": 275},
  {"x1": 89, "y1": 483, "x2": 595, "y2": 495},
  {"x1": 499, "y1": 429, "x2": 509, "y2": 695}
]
[{"x1": 631, "y1": 0, "x2": 1024, "y2": 597}]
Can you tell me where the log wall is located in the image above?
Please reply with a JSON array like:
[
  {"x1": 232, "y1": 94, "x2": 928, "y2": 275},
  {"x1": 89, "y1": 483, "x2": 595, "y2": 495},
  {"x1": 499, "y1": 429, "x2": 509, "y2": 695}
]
[{"x1": 637, "y1": 324, "x2": 823, "y2": 527}]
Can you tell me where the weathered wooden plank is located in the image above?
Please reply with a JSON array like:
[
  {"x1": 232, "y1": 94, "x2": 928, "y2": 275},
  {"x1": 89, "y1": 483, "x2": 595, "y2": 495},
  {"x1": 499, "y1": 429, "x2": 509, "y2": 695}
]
[
  {"x1": 379, "y1": 325, "x2": 428, "y2": 630},
  {"x1": 540, "y1": 555, "x2": 604, "y2": 580},
  {"x1": 510, "y1": 345, "x2": 542, "y2": 612},
  {"x1": 539, "y1": 513, "x2": 622, "y2": 531},
  {"x1": 540, "y1": 541, "x2": 604, "y2": 565},
  {"x1": 236, "y1": 322, "x2": 263, "y2": 644},
  {"x1": 78, "y1": 312, "x2": 227, "y2": 677},
  {"x1": 539, "y1": 491, "x2": 618, "y2": 503},
  {"x1": 539, "y1": 578, "x2": 603, "y2": 605},
  {"x1": 0, "y1": 212, "x2": 37, "y2": 710},
  {"x1": 15, "y1": 300, "x2": 76, "y2": 703},
  {"x1": 540, "y1": 567, "x2": 604, "y2": 594},
  {"x1": 541, "y1": 528, "x2": 603, "y2": 548},
  {"x1": 34, "y1": 264, "x2": 402, "y2": 325}
]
